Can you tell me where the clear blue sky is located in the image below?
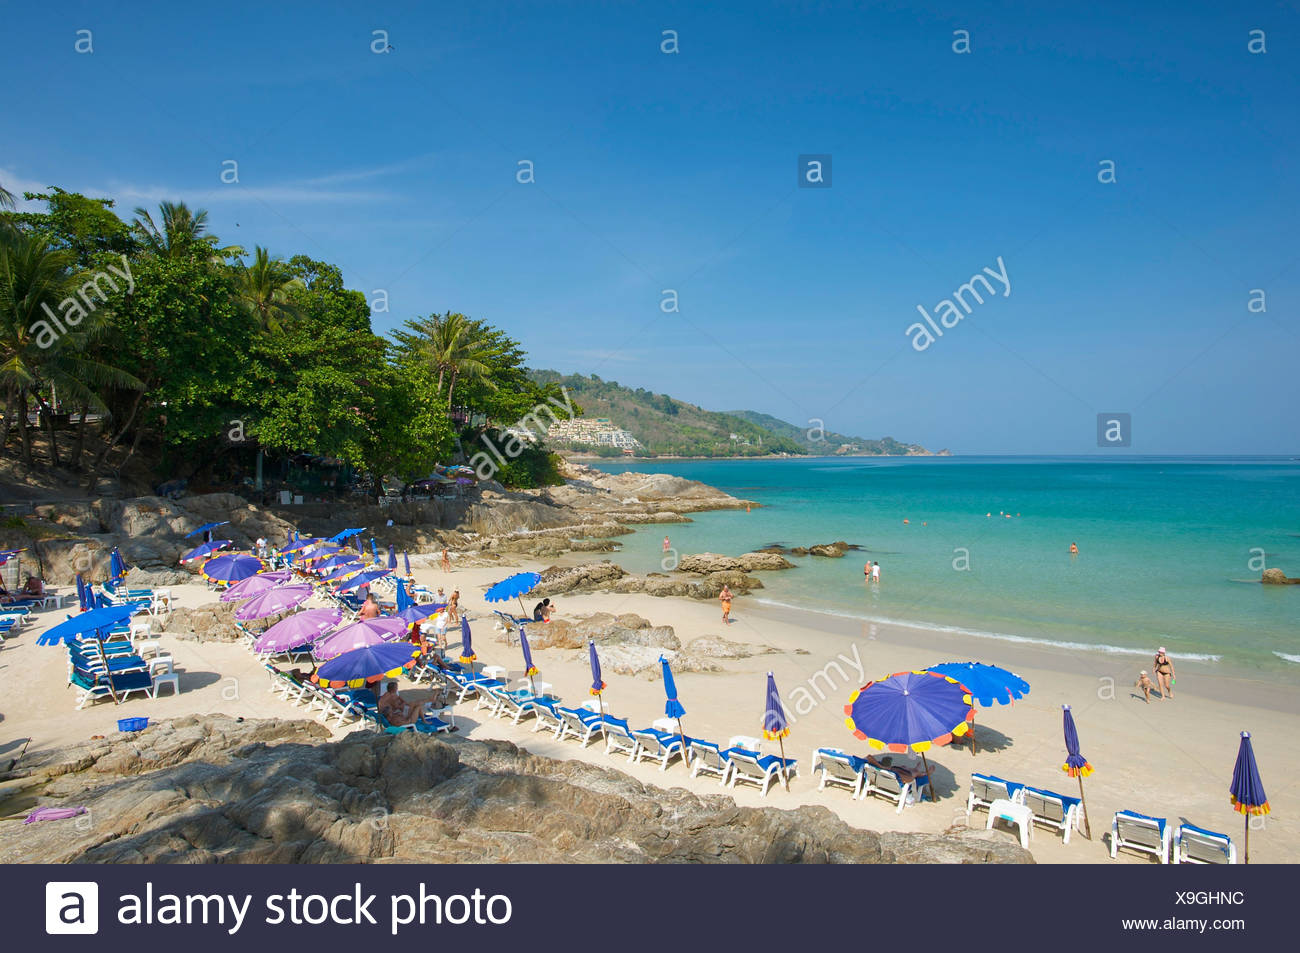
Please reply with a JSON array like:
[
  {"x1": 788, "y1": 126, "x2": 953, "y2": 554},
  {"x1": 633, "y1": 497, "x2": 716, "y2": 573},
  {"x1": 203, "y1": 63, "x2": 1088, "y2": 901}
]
[{"x1": 6, "y1": 0, "x2": 1298, "y2": 453}]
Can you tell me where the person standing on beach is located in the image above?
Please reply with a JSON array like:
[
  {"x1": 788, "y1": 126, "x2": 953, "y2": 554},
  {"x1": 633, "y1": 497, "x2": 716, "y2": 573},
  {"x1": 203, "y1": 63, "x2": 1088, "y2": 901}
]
[
  {"x1": 441, "y1": 547, "x2": 452, "y2": 573},
  {"x1": 719, "y1": 584, "x2": 733, "y2": 624},
  {"x1": 1135, "y1": 670, "x2": 1155, "y2": 703},
  {"x1": 447, "y1": 589, "x2": 459, "y2": 623},
  {"x1": 865, "y1": 562, "x2": 871, "y2": 582},
  {"x1": 663, "y1": 536, "x2": 671, "y2": 553},
  {"x1": 1153, "y1": 647, "x2": 1175, "y2": 700},
  {"x1": 871, "y1": 561, "x2": 881, "y2": 584}
]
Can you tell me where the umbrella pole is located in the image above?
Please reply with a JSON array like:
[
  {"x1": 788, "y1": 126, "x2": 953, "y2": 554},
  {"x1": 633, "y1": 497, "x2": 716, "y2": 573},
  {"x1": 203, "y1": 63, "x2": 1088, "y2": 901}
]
[
  {"x1": 778, "y1": 736, "x2": 790, "y2": 791},
  {"x1": 676, "y1": 717, "x2": 689, "y2": 771},
  {"x1": 1244, "y1": 815, "x2": 1250, "y2": 865},
  {"x1": 95, "y1": 635, "x2": 120, "y2": 705},
  {"x1": 1077, "y1": 775, "x2": 1092, "y2": 839},
  {"x1": 920, "y1": 752, "x2": 935, "y2": 802},
  {"x1": 970, "y1": 718, "x2": 978, "y2": 756}
]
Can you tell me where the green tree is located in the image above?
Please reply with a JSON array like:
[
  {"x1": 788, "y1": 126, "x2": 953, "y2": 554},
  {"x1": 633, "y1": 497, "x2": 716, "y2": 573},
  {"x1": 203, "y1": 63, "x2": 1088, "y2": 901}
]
[
  {"x1": 236, "y1": 246, "x2": 303, "y2": 332},
  {"x1": 132, "y1": 201, "x2": 240, "y2": 262}
]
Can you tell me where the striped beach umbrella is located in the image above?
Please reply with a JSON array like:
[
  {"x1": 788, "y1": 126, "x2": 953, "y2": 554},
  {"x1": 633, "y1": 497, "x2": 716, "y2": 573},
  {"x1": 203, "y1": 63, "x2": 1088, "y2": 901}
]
[
  {"x1": 221, "y1": 569, "x2": 293, "y2": 602},
  {"x1": 201, "y1": 553, "x2": 264, "y2": 585},
  {"x1": 1230, "y1": 731, "x2": 1269, "y2": 863},
  {"x1": 234, "y1": 584, "x2": 313, "y2": 621}
]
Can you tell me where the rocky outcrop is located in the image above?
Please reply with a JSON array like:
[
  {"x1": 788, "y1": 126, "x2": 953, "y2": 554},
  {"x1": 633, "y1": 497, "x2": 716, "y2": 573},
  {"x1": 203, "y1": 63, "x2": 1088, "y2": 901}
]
[
  {"x1": 163, "y1": 601, "x2": 244, "y2": 643},
  {"x1": 534, "y1": 562, "x2": 628, "y2": 595},
  {"x1": 679, "y1": 552, "x2": 795, "y2": 573},
  {"x1": 512, "y1": 612, "x2": 680, "y2": 652},
  {"x1": 1261, "y1": 568, "x2": 1300, "y2": 584},
  {"x1": 0, "y1": 716, "x2": 1032, "y2": 864}
]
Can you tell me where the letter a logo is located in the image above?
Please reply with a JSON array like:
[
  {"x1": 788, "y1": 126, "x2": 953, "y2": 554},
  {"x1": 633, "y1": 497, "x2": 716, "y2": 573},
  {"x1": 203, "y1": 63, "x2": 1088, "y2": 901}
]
[{"x1": 46, "y1": 882, "x2": 99, "y2": 934}]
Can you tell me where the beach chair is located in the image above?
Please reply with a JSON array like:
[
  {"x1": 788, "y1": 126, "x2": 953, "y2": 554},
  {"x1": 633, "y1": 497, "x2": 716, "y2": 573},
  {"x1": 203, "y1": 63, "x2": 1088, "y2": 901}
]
[
  {"x1": 474, "y1": 684, "x2": 509, "y2": 718},
  {"x1": 689, "y1": 740, "x2": 734, "y2": 784},
  {"x1": 863, "y1": 762, "x2": 929, "y2": 813},
  {"x1": 966, "y1": 773, "x2": 1026, "y2": 817},
  {"x1": 556, "y1": 706, "x2": 605, "y2": 746},
  {"x1": 531, "y1": 697, "x2": 563, "y2": 735},
  {"x1": 1174, "y1": 824, "x2": 1236, "y2": 865},
  {"x1": 493, "y1": 688, "x2": 543, "y2": 725},
  {"x1": 1023, "y1": 786, "x2": 1083, "y2": 845},
  {"x1": 1110, "y1": 810, "x2": 1171, "y2": 863},
  {"x1": 632, "y1": 729, "x2": 686, "y2": 770},
  {"x1": 727, "y1": 749, "x2": 795, "y2": 797},
  {"x1": 602, "y1": 717, "x2": 641, "y2": 760},
  {"x1": 70, "y1": 670, "x2": 114, "y2": 709},
  {"x1": 813, "y1": 748, "x2": 869, "y2": 799}
]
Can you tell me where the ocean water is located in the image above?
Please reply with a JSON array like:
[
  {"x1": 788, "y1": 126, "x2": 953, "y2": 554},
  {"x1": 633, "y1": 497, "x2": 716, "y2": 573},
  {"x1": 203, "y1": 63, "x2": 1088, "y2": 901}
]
[{"x1": 591, "y1": 457, "x2": 1300, "y2": 672}]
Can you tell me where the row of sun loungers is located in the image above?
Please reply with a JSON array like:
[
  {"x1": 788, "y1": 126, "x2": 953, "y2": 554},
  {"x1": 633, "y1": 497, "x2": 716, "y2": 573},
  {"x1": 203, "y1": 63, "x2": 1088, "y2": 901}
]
[{"x1": 812, "y1": 748, "x2": 931, "y2": 813}]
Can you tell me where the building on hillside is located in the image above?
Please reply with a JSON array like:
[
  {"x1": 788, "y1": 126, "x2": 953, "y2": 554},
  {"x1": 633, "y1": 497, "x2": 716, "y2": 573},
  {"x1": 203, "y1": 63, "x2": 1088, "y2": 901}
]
[{"x1": 546, "y1": 417, "x2": 644, "y2": 451}]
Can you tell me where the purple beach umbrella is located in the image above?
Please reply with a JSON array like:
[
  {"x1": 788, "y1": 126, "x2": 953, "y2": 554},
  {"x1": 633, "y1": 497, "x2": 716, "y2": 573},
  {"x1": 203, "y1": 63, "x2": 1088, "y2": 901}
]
[
  {"x1": 234, "y1": 584, "x2": 313, "y2": 621},
  {"x1": 336, "y1": 568, "x2": 392, "y2": 592},
  {"x1": 254, "y1": 607, "x2": 342, "y2": 654},
  {"x1": 1230, "y1": 730, "x2": 1269, "y2": 863},
  {"x1": 180, "y1": 539, "x2": 232, "y2": 564},
  {"x1": 762, "y1": 672, "x2": 792, "y2": 789},
  {"x1": 588, "y1": 640, "x2": 606, "y2": 717},
  {"x1": 221, "y1": 569, "x2": 293, "y2": 602},
  {"x1": 313, "y1": 617, "x2": 408, "y2": 660}
]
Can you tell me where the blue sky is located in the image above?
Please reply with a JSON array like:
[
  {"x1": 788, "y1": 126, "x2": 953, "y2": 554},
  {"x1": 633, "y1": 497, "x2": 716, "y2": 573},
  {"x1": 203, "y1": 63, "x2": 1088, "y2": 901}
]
[{"x1": 5, "y1": 0, "x2": 1298, "y2": 453}]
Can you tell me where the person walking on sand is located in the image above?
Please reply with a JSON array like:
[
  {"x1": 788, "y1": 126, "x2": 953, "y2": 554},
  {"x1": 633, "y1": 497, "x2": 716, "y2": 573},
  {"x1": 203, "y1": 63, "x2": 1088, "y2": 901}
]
[
  {"x1": 447, "y1": 589, "x2": 459, "y2": 623},
  {"x1": 719, "y1": 584, "x2": 733, "y2": 625},
  {"x1": 441, "y1": 547, "x2": 452, "y2": 573},
  {"x1": 1153, "y1": 647, "x2": 1175, "y2": 699},
  {"x1": 1135, "y1": 670, "x2": 1155, "y2": 703},
  {"x1": 871, "y1": 561, "x2": 881, "y2": 584}
]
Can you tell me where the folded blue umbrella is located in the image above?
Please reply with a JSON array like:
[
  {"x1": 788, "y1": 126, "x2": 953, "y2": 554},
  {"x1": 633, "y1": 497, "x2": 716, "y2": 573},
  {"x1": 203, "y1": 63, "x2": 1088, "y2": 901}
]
[
  {"x1": 387, "y1": 544, "x2": 397, "y2": 570},
  {"x1": 520, "y1": 625, "x2": 538, "y2": 678},
  {"x1": 1231, "y1": 730, "x2": 1269, "y2": 863},
  {"x1": 660, "y1": 656, "x2": 686, "y2": 718},
  {"x1": 459, "y1": 616, "x2": 476, "y2": 663},
  {"x1": 589, "y1": 641, "x2": 606, "y2": 697},
  {"x1": 403, "y1": 551, "x2": 411, "y2": 577},
  {"x1": 75, "y1": 574, "x2": 87, "y2": 611},
  {"x1": 109, "y1": 548, "x2": 127, "y2": 581}
]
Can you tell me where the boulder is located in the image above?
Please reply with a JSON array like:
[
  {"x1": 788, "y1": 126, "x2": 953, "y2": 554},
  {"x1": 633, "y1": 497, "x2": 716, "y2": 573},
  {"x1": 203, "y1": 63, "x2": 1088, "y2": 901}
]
[
  {"x1": 808, "y1": 541, "x2": 852, "y2": 558},
  {"x1": 125, "y1": 566, "x2": 193, "y2": 588},
  {"x1": 0, "y1": 715, "x2": 1033, "y2": 864},
  {"x1": 534, "y1": 562, "x2": 627, "y2": 595},
  {"x1": 737, "y1": 551, "x2": 796, "y2": 571},
  {"x1": 164, "y1": 601, "x2": 244, "y2": 643},
  {"x1": 679, "y1": 553, "x2": 744, "y2": 574},
  {"x1": 1261, "y1": 568, "x2": 1300, "y2": 584}
]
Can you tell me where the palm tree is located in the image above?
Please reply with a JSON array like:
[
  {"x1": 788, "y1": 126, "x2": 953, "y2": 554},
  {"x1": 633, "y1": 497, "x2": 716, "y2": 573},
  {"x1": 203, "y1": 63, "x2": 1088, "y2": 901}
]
[
  {"x1": 0, "y1": 181, "x2": 15, "y2": 211},
  {"x1": 0, "y1": 230, "x2": 141, "y2": 464},
  {"x1": 132, "y1": 201, "x2": 241, "y2": 260},
  {"x1": 392, "y1": 312, "x2": 496, "y2": 410},
  {"x1": 236, "y1": 246, "x2": 304, "y2": 331}
]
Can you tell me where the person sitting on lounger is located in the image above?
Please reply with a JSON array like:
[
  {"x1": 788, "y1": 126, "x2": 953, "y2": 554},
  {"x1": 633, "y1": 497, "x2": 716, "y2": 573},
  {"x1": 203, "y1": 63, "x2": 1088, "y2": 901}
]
[
  {"x1": 866, "y1": 754, "x2": 924, "y2": 783},
  {"x1": 21, "y1": 576, "x2": 45, "y2": 597},
  {"x1": 377, "y1": 681, "x2": 422, "y2": 725},
  {"x1": 358, "y1": 593, "x2": 381, "y2": 620}
]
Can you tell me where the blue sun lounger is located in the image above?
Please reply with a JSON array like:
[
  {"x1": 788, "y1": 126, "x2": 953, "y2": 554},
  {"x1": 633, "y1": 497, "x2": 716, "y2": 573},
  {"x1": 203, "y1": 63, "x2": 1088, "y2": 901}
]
[
  {"x1": 1174, "y1": 823, "x2": 1235, "y2": 864},
  {"x1": 1110, "y1": 809, "x2": 1171, "y2": 863}
]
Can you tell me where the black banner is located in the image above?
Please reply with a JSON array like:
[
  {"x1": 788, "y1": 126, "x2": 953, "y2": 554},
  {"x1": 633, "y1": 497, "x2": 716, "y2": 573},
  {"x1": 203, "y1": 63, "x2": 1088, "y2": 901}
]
[{"x1": 2, "y1": 863, "x2": 1285, "y2": 947}]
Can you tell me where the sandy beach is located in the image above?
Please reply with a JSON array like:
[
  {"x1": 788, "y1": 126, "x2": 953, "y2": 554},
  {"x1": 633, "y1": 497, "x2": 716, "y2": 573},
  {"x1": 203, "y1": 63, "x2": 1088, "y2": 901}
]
[{"x1": 3, "y1": 553, "x2": 1292, "y2": 865}]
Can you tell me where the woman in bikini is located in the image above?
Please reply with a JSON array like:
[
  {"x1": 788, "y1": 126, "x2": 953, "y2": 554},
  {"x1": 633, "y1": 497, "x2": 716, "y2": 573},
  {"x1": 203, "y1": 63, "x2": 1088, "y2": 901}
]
[{"x1": 1153, "y1": 647, "x2": 1175, "y2": 700}]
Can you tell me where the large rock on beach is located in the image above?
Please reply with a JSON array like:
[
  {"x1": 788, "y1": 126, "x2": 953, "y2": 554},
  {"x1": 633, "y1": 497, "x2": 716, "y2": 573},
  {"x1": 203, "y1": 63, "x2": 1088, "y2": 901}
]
[
  {"x1": 533, "y1": 561, "x2": 627, "y2": 595},
  {"x1": 164, "y1": 601, "x2": 244, "y2": 643},
  {"x1": 678, "y1": 551, "x2": 795, "y2": 573},
  {"x1": 1261, "y1": 568, "x2": 1300, "y2": 584},
  {"x1": 1, "y1": 716, "x2": 1032, "y2": 864}
]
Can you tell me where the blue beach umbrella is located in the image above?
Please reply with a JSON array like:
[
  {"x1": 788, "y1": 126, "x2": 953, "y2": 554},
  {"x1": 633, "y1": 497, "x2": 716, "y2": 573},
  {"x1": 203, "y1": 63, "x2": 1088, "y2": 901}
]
[
  {"x1": 201, "y1": 553, "x2": 265, "y2": 585},
  {"x1": 926, "y1": 661, "x2": 1030, "y2": 754},
  {"x1": 387, "y1": 544, "x2": 397, "y2": 571},
  {"x1": 180, "y1": 539, "x2": 232, "y2": 564},
  {"x1": 459, "y1": 615, "x2": 476, "y2": 666},
  {"x1": 403, "y1": 551, "x2": 411, "y2": 577},
  {"x1": 279, "y1": 537, "x2": 321, "y2": 555},
  {"x1": 588, "y1": 640, "x2": 607, "y2": 717},
  {"x1": 336, "y1": 569, "x2": 392, "y2": 593},
  {"x1": 37, "y1": 604, "x2": 141, "y2": 646},
  {"x1": 395, "y1": 577, "x2": 412, "y2": 611},
  {"x1": 329, "y1": 527, "x2": 367, "y2": 543},
  {"x1": 315, "y1": 641, "x2": 416, "y2": 688},
  {"x1": 370, "y1": 538, "x2": 379, "y2": 562},
  {"x1": 395, "y1": 602, "x2": 445, "y2": 627},
  {"x1": 185, "y1": 521, "x2": 228, "y2": 541},
  {"x1": 321, "y1": 562, "x2": 365, "y2": 582},
  {"x1": 762, "y1": 672, "x2": 792, "y2": 789},
  {"x1": 75, "y1": 574, "x2": 88, "y2": 611},
  {"x1": 485, "y1": 571, "x2": 542, "y2": 618},
  {"x1": 844, "y1": 670, "x2": 976, "y2": 802},
  {"x1": 315, "y1": 554, "x2": 359, "y2": 573},
  {"x1": 1230, "y1": 731, "x2": 1269, "y2": 863},
  {"x1": 659, "y1": 656, "x2": 690, "y2": 768},
  {"x1": 1061, "y1": 705, "x2": 1094, "y2": 838}
]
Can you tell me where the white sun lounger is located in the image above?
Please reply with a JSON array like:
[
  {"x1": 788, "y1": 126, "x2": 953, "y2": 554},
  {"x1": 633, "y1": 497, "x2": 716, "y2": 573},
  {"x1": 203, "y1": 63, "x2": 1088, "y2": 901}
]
[
  {"x1": 728, "y1": 749, "x2": 795, "y2": 797},
  {"x1": 966, "y1": 773, "x2": 1026, "y2": 817},
  {"x1": 813, "y1": 748, "x2": 868, "y2": 799},
  {"x1": 557, "y1": 706, "x2": 605, "y2": 746},
  {"x1": 862, "y1": 762, "x2": 927, "y2": 813},
  {"x1": 689, "y1": 740, "x2": 733, "y2": 784},
  {"x1": 602, "y1": 718, "x2": 640, "y2": 760},
  {"x1": 1174, "y1": 823, "x2": 1236, "y2": 864},
  {"x1": 1110, "y1": 810, "x2": 1171, "y2": 863},
  {"x1": 1023, "y1": 786, "x2": 1083, "y2": 845},
  {"x1": 631, "y1": 729, "x2": 685, "y2": 771}
]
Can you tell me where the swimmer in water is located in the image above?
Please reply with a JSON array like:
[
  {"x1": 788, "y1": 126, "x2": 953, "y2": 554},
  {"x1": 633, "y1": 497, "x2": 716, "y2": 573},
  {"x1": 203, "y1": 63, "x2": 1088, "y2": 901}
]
[{"x1": 1070, "y1": 542, "x2": 1079, "y2": 555}]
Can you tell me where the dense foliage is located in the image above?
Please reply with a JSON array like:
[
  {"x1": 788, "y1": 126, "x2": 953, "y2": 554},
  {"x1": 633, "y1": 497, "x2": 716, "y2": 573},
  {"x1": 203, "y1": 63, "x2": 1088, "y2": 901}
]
[{"x1": 1, "y1": 187, "x2": 570, "y2": 492}]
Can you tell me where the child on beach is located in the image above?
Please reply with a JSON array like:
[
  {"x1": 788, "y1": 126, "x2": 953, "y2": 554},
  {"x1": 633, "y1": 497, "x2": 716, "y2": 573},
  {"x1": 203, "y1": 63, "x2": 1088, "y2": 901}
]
[
  {"x1": 719, "y1": 585, "x2": 733, "y2": 624},
  {"x1": 1135, "y1": 670, "x2": 1155, "y2": 703}
]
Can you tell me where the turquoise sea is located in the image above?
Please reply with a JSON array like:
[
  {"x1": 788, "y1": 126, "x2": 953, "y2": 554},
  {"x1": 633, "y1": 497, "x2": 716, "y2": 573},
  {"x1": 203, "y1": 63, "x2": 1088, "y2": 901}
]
[{"x1": 591, "y1": 457, "x2": 1300, "y2": 672}]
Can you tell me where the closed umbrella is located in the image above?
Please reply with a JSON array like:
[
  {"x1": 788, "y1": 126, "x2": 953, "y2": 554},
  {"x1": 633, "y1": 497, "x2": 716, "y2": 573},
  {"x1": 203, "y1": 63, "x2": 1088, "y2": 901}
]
[
  {"x1": 1061, "y1": 705, "x2": 1093, "y2": 838},
  {"x1": 844, "y1": 670, "x2": 976, "y2": 802},
  {"x1": 75, "y1": 574, "x2": 88, "y2": 611},
  {"x1": 388, "y1": 544, "x2": 397, "y2": 570},
  {"x1": 403, "y1": 551, "x2": 411, "y2": 578},
  {"x1": 589, "y1": 640, "x2": 606, "y2": 719},
  {"x1": 234, "y1": 584, "x2": 313, "y2": 621},
  {"x1": 1230, "y1": 731, "x2": 1269, "y2": 863},
  {"x1": 370, "y1": 538, "x2": 379, "y2": 562},
  {"x1": 254, "y1": 607, "x2": 342, "y2": 655},
  {"x1": 459, "y1": 615, "x2": 476, "y2": 669},
  {"x1": 519, "y1": 625, "x2": 538, "y2": 695},
  {"x1": 109, "y1": 547, "x2": 127, "y2": 582},
  {"x1": 762, "y1": 672, "x2": 792, "y2": 790},
  {"x1": 660, "y1": 656, "x2": 689, "y2": 770}
]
